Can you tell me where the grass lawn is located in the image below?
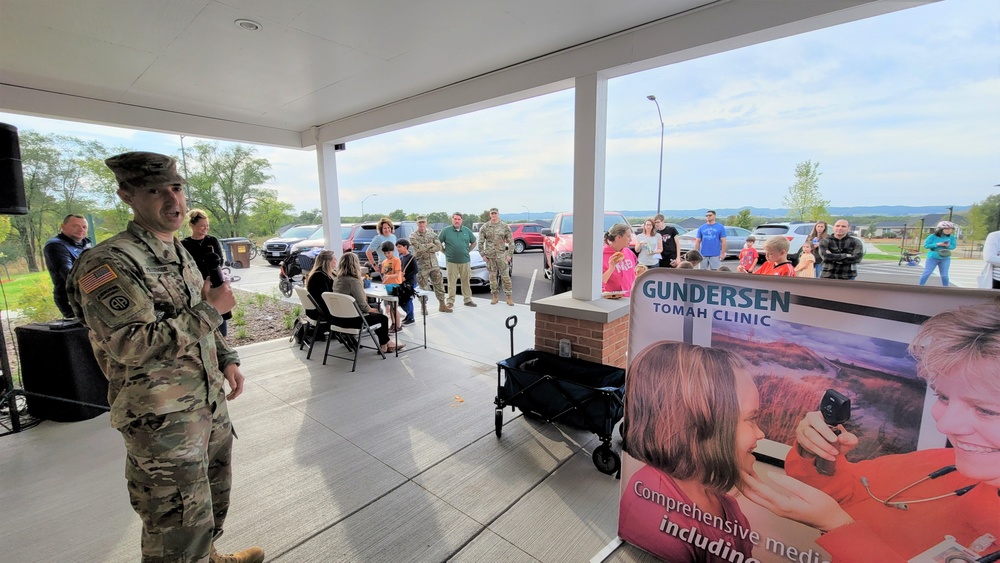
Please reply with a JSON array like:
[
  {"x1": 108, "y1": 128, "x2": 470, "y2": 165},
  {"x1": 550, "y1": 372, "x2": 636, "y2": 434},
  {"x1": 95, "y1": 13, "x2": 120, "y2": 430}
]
[{"x1": 0, "y1": 271, "x2": 50, "y2": 309}]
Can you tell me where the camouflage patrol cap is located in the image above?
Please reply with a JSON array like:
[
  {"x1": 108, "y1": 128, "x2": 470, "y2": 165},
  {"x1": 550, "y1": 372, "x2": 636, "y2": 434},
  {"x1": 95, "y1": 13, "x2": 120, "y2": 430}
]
[
  {"x1": 489, "y1": 207, "x2": 499, "y2": 213},
  {"x1": 416, "y1": 216, "x2": 428, "y2": 223},
  {"x1": 105, "y1": 152, "x2": 187, "y2": 190}
]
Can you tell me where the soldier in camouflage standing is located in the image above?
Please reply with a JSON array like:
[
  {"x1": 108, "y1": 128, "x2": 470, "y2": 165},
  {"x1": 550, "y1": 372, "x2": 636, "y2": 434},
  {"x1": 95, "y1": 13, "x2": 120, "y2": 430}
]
[
  {"x1": 479, "y1": 207, "x2": 515, "y2": 305},
  {"x1": 410, "y1": 216, "x2": 451, "y2": 312},
  {"x1": 66, "y1": 152, "x2": 264, "y2": 563}
]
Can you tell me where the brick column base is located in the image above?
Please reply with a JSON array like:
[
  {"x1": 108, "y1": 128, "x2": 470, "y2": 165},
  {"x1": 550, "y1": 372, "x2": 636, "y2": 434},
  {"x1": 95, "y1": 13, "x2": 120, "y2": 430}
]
[{"x1": 534, "y1": 312, "x2": 629, "y2": 368}]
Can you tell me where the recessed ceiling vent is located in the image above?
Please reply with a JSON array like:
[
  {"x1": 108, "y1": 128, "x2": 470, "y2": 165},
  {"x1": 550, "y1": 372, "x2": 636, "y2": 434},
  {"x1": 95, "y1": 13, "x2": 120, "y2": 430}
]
[{"x1": 234, "y1": 19, "x2": 262, "y2": 31}]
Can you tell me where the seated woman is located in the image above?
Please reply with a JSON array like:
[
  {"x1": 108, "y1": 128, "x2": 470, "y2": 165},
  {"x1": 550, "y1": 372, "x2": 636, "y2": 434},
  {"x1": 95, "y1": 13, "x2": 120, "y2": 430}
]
[
  {"x1": 332, "y1": 252, "x2": 404, "y2": 353},
  {"x1": 305, "y1": 250, "x2": 336, "y2": 320}
]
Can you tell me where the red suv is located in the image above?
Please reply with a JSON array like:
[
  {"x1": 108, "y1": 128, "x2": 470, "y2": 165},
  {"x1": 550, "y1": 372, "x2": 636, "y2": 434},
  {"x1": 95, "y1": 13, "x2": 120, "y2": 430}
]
[
  {"x1": 542, "y1": 211, "x2": 634, "y2": 294},
  {"x1": 508, "y1": 223, "x2": 546, "y2": 253}
]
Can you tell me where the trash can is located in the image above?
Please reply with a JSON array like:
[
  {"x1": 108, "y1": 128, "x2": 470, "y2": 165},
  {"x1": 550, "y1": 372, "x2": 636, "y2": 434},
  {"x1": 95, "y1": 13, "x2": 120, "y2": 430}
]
[
  {"x1": 228, "y1": 240, "x2": 251, "y2": 268},
  {"x1": 219, "y1": 237, "x2": 250, "y2": 266}
]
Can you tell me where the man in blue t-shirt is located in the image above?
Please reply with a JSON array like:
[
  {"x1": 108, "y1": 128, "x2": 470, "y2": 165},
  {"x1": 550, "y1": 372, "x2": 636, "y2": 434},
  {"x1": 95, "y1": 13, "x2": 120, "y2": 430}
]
[{"x1": 693, "y1": 210, "x2": 727, "y2": 270}]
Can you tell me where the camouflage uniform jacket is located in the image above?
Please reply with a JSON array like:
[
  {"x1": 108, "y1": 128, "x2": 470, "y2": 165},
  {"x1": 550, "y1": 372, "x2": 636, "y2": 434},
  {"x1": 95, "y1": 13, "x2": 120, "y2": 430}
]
[
  {"x1": 67, "y1": 221, "x2": 239, "y2": 429},
  {"x1": 410, "y1": 229, "x2": 443, "y2": 263},
  {"x1": 478, "y1": 220, "x2": 513, "y2": 260}
]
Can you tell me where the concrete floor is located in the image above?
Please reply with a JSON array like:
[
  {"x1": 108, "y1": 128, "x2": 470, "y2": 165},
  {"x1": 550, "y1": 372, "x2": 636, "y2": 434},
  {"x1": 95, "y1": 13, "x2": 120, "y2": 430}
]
[{"x1": 0, "y1": 300, "x2": 661, "y2": 562}]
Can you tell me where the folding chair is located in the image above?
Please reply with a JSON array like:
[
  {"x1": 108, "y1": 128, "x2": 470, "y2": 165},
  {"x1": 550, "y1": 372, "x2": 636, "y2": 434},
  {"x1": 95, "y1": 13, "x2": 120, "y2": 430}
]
[
  {"x1": 321, "y1": 292, "x2": 386, "y2": 371},
  {"x1": 293, "y1": 287, "x2": 326, "y2": 359}
]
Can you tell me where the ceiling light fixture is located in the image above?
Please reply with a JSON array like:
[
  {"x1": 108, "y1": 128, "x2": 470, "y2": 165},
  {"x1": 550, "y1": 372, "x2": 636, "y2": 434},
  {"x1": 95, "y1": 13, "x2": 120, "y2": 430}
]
[{"x1": 234, "y1": 19, "x2": 262, "y2": 31}]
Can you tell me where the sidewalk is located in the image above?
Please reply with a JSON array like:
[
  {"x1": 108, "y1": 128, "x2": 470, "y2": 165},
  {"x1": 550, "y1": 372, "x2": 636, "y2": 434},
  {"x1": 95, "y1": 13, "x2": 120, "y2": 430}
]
[{"x1": 0, "y1": 296, "x2": 657, "y2": 562}]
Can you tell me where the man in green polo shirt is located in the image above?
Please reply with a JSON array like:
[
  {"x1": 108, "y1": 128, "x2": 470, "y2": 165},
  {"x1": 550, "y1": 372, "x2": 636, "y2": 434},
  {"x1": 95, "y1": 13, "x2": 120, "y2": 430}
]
[{"x1": 438, "y1": 212, "x2": 478, "y2": 307}]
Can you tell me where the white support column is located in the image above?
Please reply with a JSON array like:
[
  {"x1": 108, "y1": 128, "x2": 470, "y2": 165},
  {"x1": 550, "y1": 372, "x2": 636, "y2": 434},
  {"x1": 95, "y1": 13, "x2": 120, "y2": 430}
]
[
  {"x1": 571, "y1": 72, "x2": 608, "y2": 302},
  {"x1": 316, "y1": 141, "x2": 344, "y2": 257}
]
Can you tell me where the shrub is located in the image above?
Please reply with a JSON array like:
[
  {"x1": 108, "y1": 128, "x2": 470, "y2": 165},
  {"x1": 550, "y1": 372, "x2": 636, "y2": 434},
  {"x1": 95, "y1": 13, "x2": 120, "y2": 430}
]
[{"x1": 18, "y1": 278, "x2": 61, "y2": 322}]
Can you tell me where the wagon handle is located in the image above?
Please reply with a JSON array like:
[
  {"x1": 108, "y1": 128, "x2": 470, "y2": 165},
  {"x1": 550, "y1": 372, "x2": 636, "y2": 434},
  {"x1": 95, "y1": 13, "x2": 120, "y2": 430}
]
[{"x1": 505, "y1": 315, "x2": 517, "y2": 357}]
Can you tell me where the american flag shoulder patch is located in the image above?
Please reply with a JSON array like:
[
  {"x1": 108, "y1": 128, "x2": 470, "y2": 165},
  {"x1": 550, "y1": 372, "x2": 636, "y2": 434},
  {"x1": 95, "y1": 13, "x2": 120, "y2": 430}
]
[{"x1": 79, "y1": 264, "x2": 119, "y2": 294}]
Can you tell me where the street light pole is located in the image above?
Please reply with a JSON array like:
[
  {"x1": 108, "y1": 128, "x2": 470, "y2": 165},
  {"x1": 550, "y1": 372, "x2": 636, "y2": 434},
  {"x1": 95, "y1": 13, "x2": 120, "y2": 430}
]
[
  {"x1": 361, "y1": 193, "x2": 377, "y2": 221},
  {"x1": 647, "y1": 95, "x2": 664, "y2": 215},
  {"x1": 947, "y1": 206, "x2": 954, "y2": 222},
  {"x1": 522, "y1": 205, "x2": 530, "y2": 222}
]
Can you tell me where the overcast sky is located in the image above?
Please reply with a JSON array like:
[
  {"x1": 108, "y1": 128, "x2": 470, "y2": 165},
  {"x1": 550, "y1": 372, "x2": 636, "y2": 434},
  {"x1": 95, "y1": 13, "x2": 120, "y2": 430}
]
[{"x1": 2, "y1": 0, "x2": 997, "y2": 217}]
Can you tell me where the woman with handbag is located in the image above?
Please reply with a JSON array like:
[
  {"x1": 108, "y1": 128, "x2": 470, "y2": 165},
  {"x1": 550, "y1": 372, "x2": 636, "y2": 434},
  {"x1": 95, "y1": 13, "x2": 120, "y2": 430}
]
[{"x1": 918, "y1": 221, "x2": 957, "y2": 286}]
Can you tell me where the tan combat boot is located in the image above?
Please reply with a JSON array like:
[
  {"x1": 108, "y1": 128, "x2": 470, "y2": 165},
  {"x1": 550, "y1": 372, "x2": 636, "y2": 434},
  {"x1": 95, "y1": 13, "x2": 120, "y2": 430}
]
[
  {"x1": 490, "y1": 294, "x2": 499, "y2": 305},
  {"x1": 506, "y1": 295, "x2": 515, "y2": 306},
  {"x1": 210, "y1": 545, "x2": 266, "y2": 563},
  {"x1": 439, "y1": 302, "x2": 453, "y2": 313}
]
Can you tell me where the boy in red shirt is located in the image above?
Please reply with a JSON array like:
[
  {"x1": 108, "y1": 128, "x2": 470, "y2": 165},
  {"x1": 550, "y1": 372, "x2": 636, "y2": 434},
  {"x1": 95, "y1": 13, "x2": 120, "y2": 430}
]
[
  {"x1": 752, "y1": 237, "x2": 795, "y2": 276},
  {"x1": 737, "y1": 236, "x2": 759, "y2": 273}
]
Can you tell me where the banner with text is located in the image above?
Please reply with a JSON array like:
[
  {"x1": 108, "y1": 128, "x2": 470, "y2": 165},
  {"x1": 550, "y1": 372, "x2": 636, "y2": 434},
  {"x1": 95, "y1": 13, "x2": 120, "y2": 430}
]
[{"x1": 618, "y1": 268, "x2": 999, "y2": 563}]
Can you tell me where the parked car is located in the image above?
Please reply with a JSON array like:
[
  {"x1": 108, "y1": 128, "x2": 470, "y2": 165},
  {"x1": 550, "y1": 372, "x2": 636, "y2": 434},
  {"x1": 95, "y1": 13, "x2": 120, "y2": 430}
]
[
  {"x1": 750, "y1": 221, "x2": 816, "y2": 264},
  {"x1": 509, "y1": 223, "x2": 546, "y2": 253},
  {"x1": 542, "y1": 211, "x2": 635, "y2": 294},
  {"x1": 676, "y1": 226, "x2": 752, "y2": 258},
  {"x1": 435, "y1": 232, "x2": 511, "y2": 290},
  {"x1": 290, "y1": 223, "x2": 359, "y2": 255},
  {"x1": 352, "y1": 221, "x2": 418, "y2": 274},
  {"x1": 263, "y1": 224, "x2": 321, "y2": 265}
]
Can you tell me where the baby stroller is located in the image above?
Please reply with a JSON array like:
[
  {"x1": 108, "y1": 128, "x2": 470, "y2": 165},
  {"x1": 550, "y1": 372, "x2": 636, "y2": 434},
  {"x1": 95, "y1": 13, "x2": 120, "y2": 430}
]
[{"x1": 278, "y1": 249, "x2": 305, "y2": 297}]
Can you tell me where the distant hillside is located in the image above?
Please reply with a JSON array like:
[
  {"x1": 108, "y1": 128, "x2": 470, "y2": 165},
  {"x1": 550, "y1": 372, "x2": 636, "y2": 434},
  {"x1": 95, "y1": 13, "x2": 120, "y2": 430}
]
[{"x1": 500, "y1": 205, "x2": 971, "y2": 222}]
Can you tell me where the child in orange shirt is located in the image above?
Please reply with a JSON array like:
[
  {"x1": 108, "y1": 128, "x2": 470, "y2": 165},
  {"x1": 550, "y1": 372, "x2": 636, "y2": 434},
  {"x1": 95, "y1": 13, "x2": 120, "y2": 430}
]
[
  {"x1": 380, "y1": 241, "x2": 403, "y2": 331},
  {"x1": 753, "y1": 237, "x2": 795, "y2": 276}
]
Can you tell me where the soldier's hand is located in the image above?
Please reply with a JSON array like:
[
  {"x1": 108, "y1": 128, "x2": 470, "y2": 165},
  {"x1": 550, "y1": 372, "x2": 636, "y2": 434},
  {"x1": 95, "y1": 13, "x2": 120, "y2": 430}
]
[
  {"x1": 223, "y1": 363, "x2": 246, "y2": 400},
  {"x1": 203, "y1": 279, "x2": 236, "y2": 315}
]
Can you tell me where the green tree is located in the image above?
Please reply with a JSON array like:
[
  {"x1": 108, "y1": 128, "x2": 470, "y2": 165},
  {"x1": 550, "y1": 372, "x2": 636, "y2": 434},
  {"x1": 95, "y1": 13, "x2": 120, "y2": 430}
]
[
  {"x1": 426, "y1": 211, "x2": 450, "y2": 224},
  {"x1": 293, "y1": 209, "x2": 323, "y2": 224},
  {"x1": 246, "y1": 193, "x2": 295, "y2": 237},
  {"x1": 388, "y1": 209, "x2": 406, "y2": 221},
  {"x1": 185, "y1": 142, "x2": 273, "y2": 237},
  {"x1": 12, "y1": 131, "x2": 61, "y2": 271},
  {"x1": 967, "y1": 193, "x2": 1000, "y2": 240},
  {"x1": 782, "y1": 160, "x2": 829, "y2": 221},
  {"x1": 726, "y1": 208, "x2": 755, "y2": 229}
]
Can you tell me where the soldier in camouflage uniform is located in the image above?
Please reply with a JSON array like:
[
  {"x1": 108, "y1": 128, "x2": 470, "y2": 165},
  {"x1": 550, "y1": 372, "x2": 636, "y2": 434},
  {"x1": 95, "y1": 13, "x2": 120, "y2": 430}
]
[
  {"x1": 478, "y1": 207, "x2": 514, "y2": 305},
  {"x1": 410, "y1": 216, "x2": 451, "y2": 312},
  {"x1": 66, "y1": 152, "x2": 264, "y2": 563}
]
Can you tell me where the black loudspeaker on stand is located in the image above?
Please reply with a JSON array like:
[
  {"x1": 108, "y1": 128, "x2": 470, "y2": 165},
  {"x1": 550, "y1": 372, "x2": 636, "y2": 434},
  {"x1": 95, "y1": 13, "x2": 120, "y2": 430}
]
[{"x1": 0, "y1": 122, "x2": 28, "y2": 215}]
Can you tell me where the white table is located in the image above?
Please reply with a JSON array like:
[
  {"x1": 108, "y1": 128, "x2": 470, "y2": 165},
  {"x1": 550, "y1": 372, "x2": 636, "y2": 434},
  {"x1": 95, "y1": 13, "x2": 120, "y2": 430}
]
[{"x1": 365, "y1": 284, "x2": 429, "y2": 356}]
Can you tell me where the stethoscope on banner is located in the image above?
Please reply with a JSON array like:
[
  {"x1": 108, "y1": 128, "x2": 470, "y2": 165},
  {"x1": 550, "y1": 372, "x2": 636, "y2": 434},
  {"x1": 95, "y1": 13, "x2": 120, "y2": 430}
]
[{"x1": 860, "y1": 465, "x2": 978, "y2": 510}]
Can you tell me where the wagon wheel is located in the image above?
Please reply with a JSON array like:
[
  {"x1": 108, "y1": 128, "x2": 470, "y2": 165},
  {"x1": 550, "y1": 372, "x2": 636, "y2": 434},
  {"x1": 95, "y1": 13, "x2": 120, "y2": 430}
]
[
  {"x1": 593, "y1": 445, "x2": 620, "y2": 475},
  {"x1": 495, "y1": 409, "x2": 503, "y2": 438}
]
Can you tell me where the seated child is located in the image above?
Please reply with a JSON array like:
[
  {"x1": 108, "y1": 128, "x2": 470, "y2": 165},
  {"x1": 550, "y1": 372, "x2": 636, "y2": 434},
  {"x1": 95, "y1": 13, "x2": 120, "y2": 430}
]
[
  {"x1": 738, "y1": 236, "x2": 759, "y2": 273},
  {"x1": 677, "y1": 261, "x2": 694, "y2": 269},
  {"x1": 380, "y1": 241, "x2": 403, "y2": 330},
  {"x1": 752, "y1": 237, "x2": 795, "y2": 276},
  {"x1": 683, "y1": 250, "x2": 703, "y2": 269}
]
